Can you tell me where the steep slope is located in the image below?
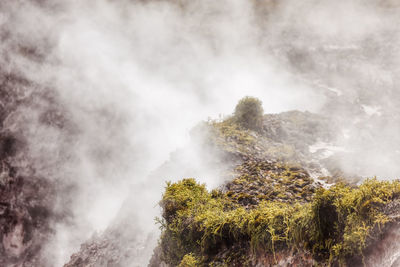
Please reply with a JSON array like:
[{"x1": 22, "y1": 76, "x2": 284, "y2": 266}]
[
  {"x1": 63, "y1": 109, "x2": 399, "y2": 267},
  {"x1": 152, "y1": 117, "x2": 400, "y2": 267},
  {"x1": 0, "y1": 69, "x2": 78, "y2": 266},
  {"x1": 0, "y1": 75, "x2": 55, "y2": 266},
  {"x1": 63, "y1": 111, "x2": 332, "y2": 266}
]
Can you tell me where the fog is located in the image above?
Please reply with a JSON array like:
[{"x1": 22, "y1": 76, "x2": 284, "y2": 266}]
[{"x1": 1, "y1": 0, "x2": 400, "y2": 265}]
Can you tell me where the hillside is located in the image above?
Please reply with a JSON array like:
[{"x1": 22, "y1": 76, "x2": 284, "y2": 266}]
[
  {"x1": 149, "y1": 113, "x2": 400, "y2": 267},
  {"x1": 63, "y1": 105, "x2": 400, "y2": 267}
]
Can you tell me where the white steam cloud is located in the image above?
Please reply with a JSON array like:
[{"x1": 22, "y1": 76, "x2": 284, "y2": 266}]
[{"x1": 2, "y1": 0, "x2": 400, "y2": 265}]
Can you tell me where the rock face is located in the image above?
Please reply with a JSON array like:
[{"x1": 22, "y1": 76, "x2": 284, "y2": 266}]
[
  {"x1": 0, "y1": 3, "x2": 74, "y2": 263},
  {"x1": 63, "y1": 231, "x2": 131, "y2": 267},
  {"x1": 0, "y1": 168, "x2": 54, "y2": 267},
  {"x1": 0, "y1": 76, "x2": 55, "y2": 266},
  {"x1": 63, "y1": 221, "x2": 157, "y2": 267},
  {"x1": 0, "y1": 68, "x2": 76, "y2": 266}
]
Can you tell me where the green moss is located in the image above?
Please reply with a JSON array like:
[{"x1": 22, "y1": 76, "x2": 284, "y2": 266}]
[
  {"x1": 308, "y1": 178, "x2": 400, "y2": 265},
  {"x1": 158, "y1": 179, "x2": 211, "y2": 265},
  {"x1": 161, "y1": 178, "x2": 210, "y2": 224},
  {"x1": 157, "y1": 177, "x2": 400, "y2": 266},
  {"x1": 178, "y1": 254, "x2": 200, "y2": 267},
  {"x1": 210, "y1": 118, "x2": 256, "y2": 154},
  {"x1": 207, "y1": 117, "x2": 300, "y2": 162}
]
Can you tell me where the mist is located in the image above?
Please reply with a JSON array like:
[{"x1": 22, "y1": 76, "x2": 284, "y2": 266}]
[{"x1": 1, "y1": 0, "x2": 400, "y2": 266}]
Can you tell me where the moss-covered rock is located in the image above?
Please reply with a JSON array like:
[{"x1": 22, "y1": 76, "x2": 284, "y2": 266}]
[
  {"x1": 157, "y1": 177, "x2": 400, "y2": 266},
  {"x1": 151, "y1": 108, "x2": 400, "y2": 266},
  {"x1": 178, "y1": 254, "x2": 200, "y2": 267}
]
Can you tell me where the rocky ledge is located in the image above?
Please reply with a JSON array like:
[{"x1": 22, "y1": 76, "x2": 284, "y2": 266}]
[{"x1": 66, "y1": 105, "x2": 400, "y2": 267}]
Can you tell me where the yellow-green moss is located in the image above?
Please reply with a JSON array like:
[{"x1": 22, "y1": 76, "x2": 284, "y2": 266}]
[
  {"x1": 178, "y1": 254, "x2": 200, "y2": 267},
  {"x1": 210, "y1": 119, "x2": 256, "y2": 154},
  {"x1": 311, "y1": 179, "x2": 399, "y2": 263},
  {"x1": 158, "y1": 177, "x2": 400, "y2": 266},
  {"x1": 207, "y1": 118, "x2": 300, "y2": 161}
]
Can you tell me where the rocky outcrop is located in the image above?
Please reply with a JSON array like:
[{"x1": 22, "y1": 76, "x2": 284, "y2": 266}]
[
  {"x1": 0, "y1": 86, "x2": 51, "y2": 266},
  {"x1": 63, "y1": 217, "x2": 157, "y2": 267},
  {"x1": 0, "y1": 162, "x2": 55, "y2": 267},
  {"x1": 149, "y1": 117, "x2": 400, "y2": 267},
  {"x1": 0, "y1": 73, "x2": 69, "y2": 266},
  {"x1": 64, "y1": 231, "x2": 129, "y2": 267}
]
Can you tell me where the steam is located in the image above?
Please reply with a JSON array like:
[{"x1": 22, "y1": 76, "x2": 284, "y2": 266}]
[{"x1": 2, "y1": 0, "x2": 400, "y2": 265}]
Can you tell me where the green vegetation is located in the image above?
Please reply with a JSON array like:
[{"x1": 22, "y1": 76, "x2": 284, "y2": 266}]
[
  {"x1": 233, "y1": 96, "x2": 264, "y2": 132},
  {"x1": 311, "y1": 179, "x2": 398, "y2": 264},
  {"x1": 155, "y1": 104, "x2": 399, "y2": 266},
  {"x1": 178, "y1": 254, "x2": 200, "y2": 267},
  {"x1": 157, "y1": 177, "x2": 400, "y2": 266},
  {"x1": 209, "y1": 118, "x2": 256, "y2": 155},
  {"x1": 209, "y1": 118, "x2": 298, "y2": 161}
]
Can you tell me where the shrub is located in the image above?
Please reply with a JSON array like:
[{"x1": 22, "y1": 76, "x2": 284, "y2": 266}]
[{"x1": 233, "y1": 96, "x2": 264, "y2": 131}]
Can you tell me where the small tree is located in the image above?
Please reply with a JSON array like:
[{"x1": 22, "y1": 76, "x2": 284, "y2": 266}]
[{"x1": 233, "y1": 96, "x2": 264, "y2": 131}]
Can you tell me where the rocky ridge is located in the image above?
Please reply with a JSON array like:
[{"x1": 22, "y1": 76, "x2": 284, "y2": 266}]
[
  {"x1": 64, "y1": 108, "x2": 400, "y2": 267},
  {"x1": 150, "y1": 116, "x2": 400, "y2": 267},
  {"x1": 0, "y1": 75, "x2": 55, "y2": 267}
]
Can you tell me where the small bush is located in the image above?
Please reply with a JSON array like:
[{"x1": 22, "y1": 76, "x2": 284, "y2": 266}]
[{"x1": 233, "y1": 96, "x2": 264, "y2": 131}]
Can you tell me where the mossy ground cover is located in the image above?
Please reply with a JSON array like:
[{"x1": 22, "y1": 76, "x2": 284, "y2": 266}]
[
  {"x1": 209, "y1": 119, "x2": 297, "y2": 161},
  {"x1": 157, "y1": 177, "x2": 400, "y2": 266},
  {"x1": 209, "y1": 118, "x2": 257, "y2": 156}
]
